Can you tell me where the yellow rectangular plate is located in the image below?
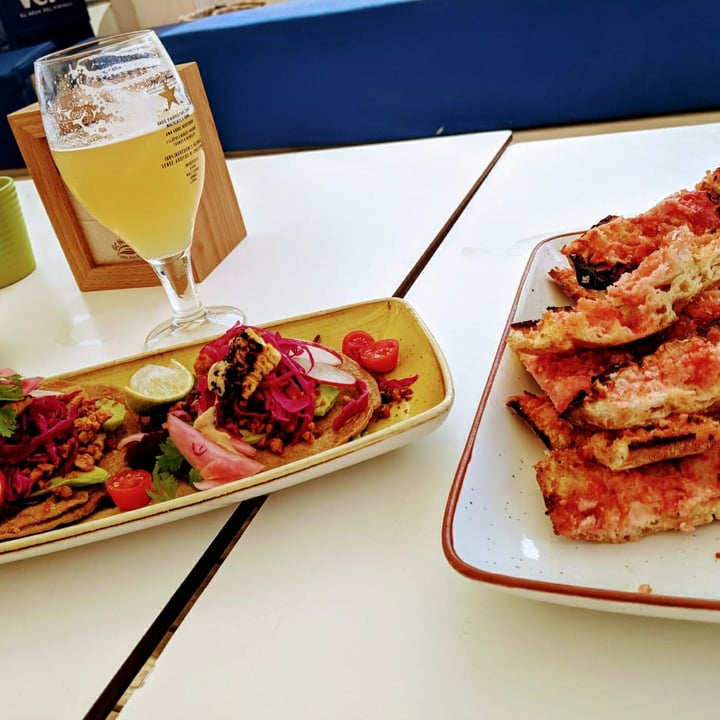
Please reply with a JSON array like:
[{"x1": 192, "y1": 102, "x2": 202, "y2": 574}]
[{"x1": 1, "y1": 298, "x2": 453, "y2": 564}]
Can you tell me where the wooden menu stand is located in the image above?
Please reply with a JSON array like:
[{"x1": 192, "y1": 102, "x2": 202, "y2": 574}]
[{"x1": 8, "y1": 62, "x2": 246, "y2": 292}]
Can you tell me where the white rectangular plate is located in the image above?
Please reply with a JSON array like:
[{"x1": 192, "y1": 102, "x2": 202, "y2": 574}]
[
  {"x1": 2, "y1": 298, "x2": 453, "y2": 564},
  {"x1": 443, "y1": 234, "x2": 720, "y2": 622}
]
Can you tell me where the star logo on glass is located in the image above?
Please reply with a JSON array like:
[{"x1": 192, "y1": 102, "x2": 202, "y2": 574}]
[{"x1": 159, "y1": 82, "x2": 179, "y2": 110}]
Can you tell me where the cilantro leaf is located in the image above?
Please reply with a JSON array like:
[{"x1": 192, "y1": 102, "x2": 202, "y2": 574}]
[
  {"x1": 0, "y1": 407, "x2": 17, "y2": 438},
  {"x1": 0, "y1": 373, "x2": 25, "y2": 438},
  {"x1": 188, "y1": 467, "x2": 202, "y2": 487},
  {"x1": 155, "y1": 438, "x2": 187, "y2": 473},
  {"x1": 146, "y1": 438, "x2": 207, "y2": 502},
  {"x1": 146, "y1": 439, "x2": 187, "y2": 502},
  {"x1": 148, "y1": 468, "x2": 179, "y2": 503}
]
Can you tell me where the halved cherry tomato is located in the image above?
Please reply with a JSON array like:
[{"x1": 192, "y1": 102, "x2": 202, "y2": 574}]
[
  {"x1": 342, "y1": 330, "x2": 375, "y2": 362},
  {"x1": 359, "y1": 338, "x2": 400, "y2": 374},
  {"x1": 106, "y1": 468, "x2": 153, "y2": 511}
]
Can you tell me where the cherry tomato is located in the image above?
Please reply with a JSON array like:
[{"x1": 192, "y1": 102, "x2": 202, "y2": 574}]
[
  {"x1": 106, "y1": 468, "x2": 153, "y2": 511},
  {"x1": 0, "y1": 470, "x2": 5, "y2": 509},
  {"x1": 342, "y1": 330, "x2": 375, "y2": 362},
  {"x1": 359, "y1": 338, "x2": 400, "y2": 374}
]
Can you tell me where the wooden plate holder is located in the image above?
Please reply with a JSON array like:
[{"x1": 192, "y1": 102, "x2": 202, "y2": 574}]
[{"x1": 8, "y1": 62, "x2": 246, "y2": 291}]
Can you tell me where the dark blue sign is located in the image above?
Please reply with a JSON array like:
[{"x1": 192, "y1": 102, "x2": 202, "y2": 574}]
[{"x1": 0, "y1": 0, "x2": 93, "y2": 50}]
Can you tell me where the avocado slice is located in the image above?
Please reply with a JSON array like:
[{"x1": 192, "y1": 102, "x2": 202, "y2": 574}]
[
  {"x1": 96, "y1": 398, "x2": 127, "y2": 431},
  {"x1": 314, "y1": 383, "x2": 340, "y2": 417},
  {"x1": 238, "y1": 428, "x2": 266, "y2": 445},
  {"x1": 28, "y1": 466, "x2": 110, "y2": 499}
]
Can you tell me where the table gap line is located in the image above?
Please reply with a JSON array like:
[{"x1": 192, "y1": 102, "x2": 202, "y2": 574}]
[
  {"x1": 86, "y1": 495, "x2": 266, "y2": 720},
  {"x1": 392, "y1": 133, "x2": 512, "y2": 298}
]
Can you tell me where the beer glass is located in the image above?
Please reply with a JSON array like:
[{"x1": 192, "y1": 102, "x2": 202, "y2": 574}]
[{"x1": 34, "y1": 30, "x2": 245, "y2": 351}]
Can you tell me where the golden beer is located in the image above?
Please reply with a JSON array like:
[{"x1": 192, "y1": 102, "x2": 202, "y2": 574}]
[{"x1": 52, "y1": 113, "x2": 205, "y2": 260}]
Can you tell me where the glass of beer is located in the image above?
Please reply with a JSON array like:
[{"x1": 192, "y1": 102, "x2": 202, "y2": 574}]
[{"x1": 34, "y1": 30, "x2": 245, "y2": 351}]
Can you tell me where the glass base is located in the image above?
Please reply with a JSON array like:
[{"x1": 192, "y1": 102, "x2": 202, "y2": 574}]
[{"x1": 143, "y1": 305, "x2": 246, "y2": 352}]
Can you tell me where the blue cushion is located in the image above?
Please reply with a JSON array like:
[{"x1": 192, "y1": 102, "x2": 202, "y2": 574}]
[
  {"x1": 0, "y1": 41, "x2": 55, "y2": 169},
  {"x1": 157, "y1": 0, "x2": 425, "y2": 150},
  {"x1": 6, "y1": 1, "x2": 720, "y2": 165},
  {"x1": 157, "y1": 0, "x2": 720, "y2": 152}
]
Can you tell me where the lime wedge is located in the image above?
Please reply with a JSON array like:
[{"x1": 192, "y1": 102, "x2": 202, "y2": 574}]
[{"x1": 123, "y1": 359, "x2": 194, "y2": 414}]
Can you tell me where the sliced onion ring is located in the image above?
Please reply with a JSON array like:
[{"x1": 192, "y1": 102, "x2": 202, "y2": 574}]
[
  {"x1": 303, "y1": 342, "x2": 342, "y2": 366},
  {"x1": 293, "y1": 356, "x2": 356, "y2": 386},
  {"x1": 117, "y1": 432, "x2": 147, "y2": 450}
]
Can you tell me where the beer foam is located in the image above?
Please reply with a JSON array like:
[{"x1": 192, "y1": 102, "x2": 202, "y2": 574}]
[{"x1": 40, "y1": 38, "x2": 193, "y2": 150}]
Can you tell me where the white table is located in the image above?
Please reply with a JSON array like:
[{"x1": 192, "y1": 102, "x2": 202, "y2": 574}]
[
  {"x1": 119, "y1": 123, "x2": 720, "y2": 720},
  {"x1": 0, "y1": 129, "x2": 510, "y2": 720},
  {"x1": 1, "y1": 131, "x2": 509, "y2": 377}
]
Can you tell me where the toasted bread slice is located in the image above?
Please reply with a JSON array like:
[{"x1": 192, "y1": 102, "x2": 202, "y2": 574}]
[
  {"x1": 674, "y1": 282, "x2": 720, "y2": 328},
  {"x1": 507, "y1": 392, "x2": 589, "y2": 450},
  {"x1": 516, "y1": 346, "x2": 639, "y2": 414},
  {"x1": 582, "y1": 414, "x2": 720, "y2": 470},
  {"x1": 548, "y1": 265, "x2": 605, "y2": 303},
  {"x1": 535, "y1": 445, "x2": 720, "y2": 543},
  {"x1": 561, "y1": 169, "x2": 720, "y2": 290},
  {"x1": 566, "y1": 335, "x2": 720, "y2": 429},
  {"x1": 508, "y1": 392, "x2": 718, "y2": 471},
  {"x1": 508, "y1": 227, "x2": 720, "y2": 354}
]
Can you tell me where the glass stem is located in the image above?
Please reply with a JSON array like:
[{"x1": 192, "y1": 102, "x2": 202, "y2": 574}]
[{"x1": 147, "y1": 248, "x2": 207, "y2": 326}]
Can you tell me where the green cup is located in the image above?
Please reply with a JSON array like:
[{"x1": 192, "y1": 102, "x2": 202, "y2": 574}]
[{"x1": 0, "y1": 176, "x2": 36, "y2": 288}]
